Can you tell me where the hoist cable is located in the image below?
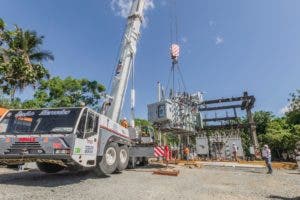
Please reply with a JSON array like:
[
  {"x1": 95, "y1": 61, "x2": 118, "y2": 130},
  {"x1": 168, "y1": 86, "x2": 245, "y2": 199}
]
[
  {"x1": 165, "y1": 63, "x2": 174, "y2": 98},
  {"x1": 169, "y1": 0, "x2": 174, "y2": 45},
  {"x1": 177, "y1": 62, "x2": 187, "y2": 92},
  {"x1": 173, "y1": 0, "x2": 179, "y2": 44}
]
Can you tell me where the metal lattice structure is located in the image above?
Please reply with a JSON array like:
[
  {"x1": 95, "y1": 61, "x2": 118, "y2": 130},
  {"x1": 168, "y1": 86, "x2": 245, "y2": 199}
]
[{"x1": 196, "y1": 91, "x2": 258, "y2": 159}]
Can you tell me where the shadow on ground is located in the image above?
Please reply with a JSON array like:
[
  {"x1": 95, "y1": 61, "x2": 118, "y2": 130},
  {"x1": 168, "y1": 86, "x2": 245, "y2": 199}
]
[
  {"x1": 0, "y1": 170, "x2": 110, "y2": 187},
  {"x1": 0, "y1": 164, "x2": 162, "y2": 187},
  {"x1": 268, "y1": 195, "x2": 300, "y2": 200},
  {"x1": 139, "y1": 164, "x2": 165, "y2": 169},
  {"x1": 244, "y1": 170, "x2": 265, "y2": 174}
]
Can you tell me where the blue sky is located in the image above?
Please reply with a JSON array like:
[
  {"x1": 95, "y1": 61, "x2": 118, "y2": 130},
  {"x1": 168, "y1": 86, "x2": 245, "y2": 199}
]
[{"x1": 1, "y1": 0, "x2": 300, "y2": 119}]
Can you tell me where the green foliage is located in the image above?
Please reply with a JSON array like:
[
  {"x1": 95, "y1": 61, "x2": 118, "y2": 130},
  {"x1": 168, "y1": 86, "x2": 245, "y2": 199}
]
[
  {"x1": 240, "y1": 111, "x2": 273, "y2": 157},
  {"x1": 286, "y1": 111, "x2": 300, "y2": 125},
  {"x1": 166, "y1": 133, "x2": 179, "y2": 146},
  {"x1": 240, "y1": 131, "x2": 252, "y2": 157},
  {"x1": 134, "y1": 118, "x2": 157, "y2": 140},
  {"x1": 286, "y1": 90, "x2": 300, "y2": 125},
  {"x1": 264, "y1": 119, "x2": 291, "y2": 145},
  {"x1": 259, "y1": 118, "x2": 296, "y2": 159},
  {"x1": 289, "y1": 90, "x2": 300, "y2": 110},
  {"x1": 0, "y1": 19, "x2": 52, "y2": 100},
  {"x1": 134, "y1": 118, "x2": 151, "y2": 127},
  {"x1": 0, "y1": 97, "x2": 23, "y2": 109},
  {"x1": 0, "y1": 18, "x2": 5, "y2": 31},
  {"x1": 22, "y1": 76, "x2": 105, "y2": 109},
  {"x1": 0, "y1": 19, "x2": 106, "y2": 110},
  {"x1": 253, "y1": 111, "x2": 274, "y2": 135},
  {"x1": 241, "y1": 108, "x2": 299, "y2": 160}
]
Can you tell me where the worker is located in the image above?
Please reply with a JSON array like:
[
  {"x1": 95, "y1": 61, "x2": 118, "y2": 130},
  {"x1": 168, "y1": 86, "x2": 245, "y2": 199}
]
[
  {"x1": 183, "y1": 146, "x2": 190, "y2": 161},
  {"x1": 120, "y1": 117, "x2": 129, "y2": 128},
  {"x1": 232, "y1": 143, "x2": 238, "y2": 162},
  {"x1": 262, "y1": 144, "x2": 273, "y2": 174}
]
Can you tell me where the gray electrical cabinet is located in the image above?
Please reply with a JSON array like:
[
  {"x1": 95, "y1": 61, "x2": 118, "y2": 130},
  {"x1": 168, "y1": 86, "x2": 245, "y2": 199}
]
[
  {"x1": 147, "y1": 100, "x2": 174, "y2": 123},
  {"x1": 147, "y1": 99, "x2": 200, "y2": 133}
]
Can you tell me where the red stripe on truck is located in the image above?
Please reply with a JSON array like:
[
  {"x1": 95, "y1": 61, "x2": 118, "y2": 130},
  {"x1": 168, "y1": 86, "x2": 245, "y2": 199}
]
[{"x1": 100, "y1": 125, "x2": 130, "y2": 139}]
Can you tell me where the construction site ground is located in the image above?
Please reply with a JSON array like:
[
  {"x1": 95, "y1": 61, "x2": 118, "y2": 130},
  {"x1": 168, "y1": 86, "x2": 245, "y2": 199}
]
[{"x1": 0, "y1": 162, "x2": 299, "y2": 200}]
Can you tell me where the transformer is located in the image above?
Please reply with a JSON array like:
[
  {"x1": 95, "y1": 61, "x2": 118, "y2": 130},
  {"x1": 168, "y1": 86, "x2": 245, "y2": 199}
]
[{"x1": 148, "y1": 92, "x2": 202, "y2": 134}]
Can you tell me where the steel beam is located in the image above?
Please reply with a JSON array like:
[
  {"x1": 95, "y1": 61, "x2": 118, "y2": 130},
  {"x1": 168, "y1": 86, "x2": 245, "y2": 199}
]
[
  {"x1": 199, "y1": 104, "x2": 241, "y2": 111},
  {"x1": 200, "y1": 124, "x2": 248, "y2": 130},
  {"x1": 203, "y1": 116, "x2": 237, "y2": 122}
]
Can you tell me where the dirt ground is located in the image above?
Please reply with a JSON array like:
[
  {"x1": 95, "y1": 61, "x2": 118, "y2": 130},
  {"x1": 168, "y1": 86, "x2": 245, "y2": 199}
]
[{"x1": 0, "y1": 164, "x2": 299, "y2": 200}]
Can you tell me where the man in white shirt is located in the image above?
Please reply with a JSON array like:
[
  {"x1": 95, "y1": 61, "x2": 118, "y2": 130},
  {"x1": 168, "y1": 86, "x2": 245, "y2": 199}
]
[{"x1": 262, "y1": 144, "x2": 273, "y2": 174}]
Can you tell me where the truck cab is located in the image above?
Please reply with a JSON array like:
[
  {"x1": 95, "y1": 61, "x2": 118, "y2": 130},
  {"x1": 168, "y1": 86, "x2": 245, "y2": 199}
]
[{"x1": 0, "y1": 107, "x2": 131, "y2": 175}]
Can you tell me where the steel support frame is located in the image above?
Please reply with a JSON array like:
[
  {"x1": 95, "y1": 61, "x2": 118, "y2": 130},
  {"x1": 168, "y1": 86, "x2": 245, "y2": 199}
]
[{"x1": 199, "y1": 91, "x2": 258, "y2": 150}]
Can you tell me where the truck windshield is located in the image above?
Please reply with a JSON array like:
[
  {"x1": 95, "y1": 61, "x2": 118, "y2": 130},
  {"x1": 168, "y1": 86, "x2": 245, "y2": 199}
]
[{"x1": 0, "y1": 108, "x2": 82, "y2": 134}]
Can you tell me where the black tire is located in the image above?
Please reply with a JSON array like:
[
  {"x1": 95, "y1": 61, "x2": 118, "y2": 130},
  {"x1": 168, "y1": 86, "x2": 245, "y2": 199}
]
[
  {"x1": 94, "y1": 142, "x2": 119, "y2": 176},
  {"x1": 36, "y1": 162, "x2": 64, "y2": 174},
  {"x1": 117, "y1": 145, "x2": 129, "y2": 171}
]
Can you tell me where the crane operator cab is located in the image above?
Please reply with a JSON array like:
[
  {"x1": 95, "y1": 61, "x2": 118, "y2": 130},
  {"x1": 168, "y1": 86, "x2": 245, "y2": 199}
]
[{"x1": 0, "y1": 107, "x2": 131, "y2": 175}]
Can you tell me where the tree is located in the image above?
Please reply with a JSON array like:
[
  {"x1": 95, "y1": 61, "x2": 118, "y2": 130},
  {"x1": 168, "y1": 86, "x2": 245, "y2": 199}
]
[
  {"x1": 134, "y1": 118, "x2": 152, "y2": 127},
  {"x1": 0, "y1": 18, "x2": 53, "y2": 100},
  {"x1": 253, "y1": 111, "x2": 274, "y2": 135},
  {"x1": 286, "y1": 90, "x2": 300, "y2": 125},
  {"x1": 22, "y1": 76, "x2": 105, "y2": 109},
  {"x1": 0, "y1": 18, "x2": 4, "y2": 30},
  {"x1": 0, "y1": 97, "x2": 23, "y2": 109},
  {"x1": 238, "y1": 111, "x2": 273, "y2": 157},
  {"x1": 261, "y1": 118, "x2": 294, "y2": 160}
]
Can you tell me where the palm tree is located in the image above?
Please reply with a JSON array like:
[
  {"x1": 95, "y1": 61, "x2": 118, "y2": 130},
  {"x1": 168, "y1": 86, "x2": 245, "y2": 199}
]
[
  {"x1": 10, "y1": 27, "x2": 54, "y2": 63},
  {"x1": 0, "y1": 21, "x2": 54, "y2": 101}
]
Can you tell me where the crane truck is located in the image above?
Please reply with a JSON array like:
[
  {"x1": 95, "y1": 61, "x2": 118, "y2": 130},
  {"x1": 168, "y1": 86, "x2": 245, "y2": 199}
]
[{"x1": 0, "y1": 0, "x2": 156, "y2": 175}]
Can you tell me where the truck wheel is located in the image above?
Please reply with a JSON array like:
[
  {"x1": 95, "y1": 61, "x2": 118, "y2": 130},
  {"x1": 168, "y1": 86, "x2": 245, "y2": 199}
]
[
  {"x1": 94, "y1": 142, "x2": 119, "y2": 176},
  {"x1": 117, "y1": 145, "x2": 129, "y2": 171},
  {"x1": 36, "y1": 162, "x2": 64, "y2": 173}
]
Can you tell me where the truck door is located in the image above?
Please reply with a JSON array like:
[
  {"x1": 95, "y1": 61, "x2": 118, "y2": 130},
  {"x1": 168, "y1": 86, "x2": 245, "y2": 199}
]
[{"x1": 72, "y1": 109, "x2": 99, "y2": 167}]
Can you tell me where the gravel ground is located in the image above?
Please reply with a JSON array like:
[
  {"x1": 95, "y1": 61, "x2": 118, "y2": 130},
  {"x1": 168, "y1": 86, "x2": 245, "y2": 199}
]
[{"x1": 0, "y1": 165, "x2": 299, "y2": 200}]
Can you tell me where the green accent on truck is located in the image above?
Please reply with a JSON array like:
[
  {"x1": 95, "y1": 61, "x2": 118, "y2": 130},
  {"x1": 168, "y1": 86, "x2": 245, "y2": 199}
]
[{"x1": 75, "y1": 148, "x2": 81, "y2": 154}]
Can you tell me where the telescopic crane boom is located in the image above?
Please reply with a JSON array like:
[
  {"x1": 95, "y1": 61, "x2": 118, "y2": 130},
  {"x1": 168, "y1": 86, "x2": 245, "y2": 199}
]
[{"x1": 105, "y1": 0, "x2": 145, "y2": 123}]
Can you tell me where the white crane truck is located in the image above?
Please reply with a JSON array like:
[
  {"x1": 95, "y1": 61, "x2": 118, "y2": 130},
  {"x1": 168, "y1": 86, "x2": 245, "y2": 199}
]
[{"x1": 0, "y1": 0, "x2": 157, "y2": 175}]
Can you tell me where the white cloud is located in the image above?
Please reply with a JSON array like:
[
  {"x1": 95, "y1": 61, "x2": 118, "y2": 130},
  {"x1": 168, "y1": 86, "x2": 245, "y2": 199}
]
[
  {"x1": 279, "y1": 105, "x2": 291, "y2": 115},
  {"x1": 110, "y1": 0, "x2": 154, "y2": 18},
  {"x1": 215, "y1": 36, "x2": 224, "y2": 45}
]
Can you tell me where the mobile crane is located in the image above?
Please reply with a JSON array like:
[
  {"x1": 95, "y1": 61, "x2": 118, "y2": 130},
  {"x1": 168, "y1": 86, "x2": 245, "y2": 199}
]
[{"x1": 0, "y1": 0, "x2": 152, "y2": 175}]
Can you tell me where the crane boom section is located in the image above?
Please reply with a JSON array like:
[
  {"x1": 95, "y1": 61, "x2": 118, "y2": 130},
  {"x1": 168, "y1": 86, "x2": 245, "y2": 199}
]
[{"x1": 106, "y1": 0, "x2": 145, "y2": 122}]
